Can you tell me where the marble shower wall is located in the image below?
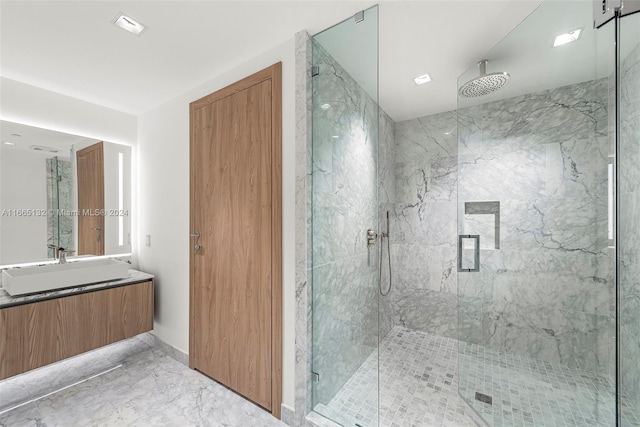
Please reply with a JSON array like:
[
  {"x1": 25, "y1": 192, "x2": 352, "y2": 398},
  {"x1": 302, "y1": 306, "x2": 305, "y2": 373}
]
[
  {"x1": 46, "y1": 157, "x2": 73, "y2": 256},
  {"x1": 459, "y1": 78, "x2": 614, "y2": 377},
  {"x1": 385, "y1": 78, "x2": 615, "y2": 378},
  {"x1": 619, "y1": 41, "x2": 640, "y2": 419},
  {"x1": 383, "y1": 110, "x2": 460, "y2": 339},
  {"x1": 310, "y1": 40, "x2": 381, "y2": 406}
]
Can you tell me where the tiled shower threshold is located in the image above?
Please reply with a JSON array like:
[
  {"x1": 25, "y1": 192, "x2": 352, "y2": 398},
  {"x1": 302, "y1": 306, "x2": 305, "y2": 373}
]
[{"x1": 313, "y1": 326, "x2": 639, "y2": 427}]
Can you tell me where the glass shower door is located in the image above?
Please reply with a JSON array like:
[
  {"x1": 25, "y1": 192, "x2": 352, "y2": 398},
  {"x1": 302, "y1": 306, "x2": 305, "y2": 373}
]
[
  {"x1": 618, "y1": 10, "x2": 640, "y2": 426},
  {"x1": 456, "y1": 1, "x2": 617, "y2": 425},
  {"x1": 310, "y1": 6, "x2": 380, "y2": 426}
]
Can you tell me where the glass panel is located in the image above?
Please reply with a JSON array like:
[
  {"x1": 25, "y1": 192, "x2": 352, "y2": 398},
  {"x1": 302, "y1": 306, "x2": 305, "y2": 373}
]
[
  {"x1": 457, "y1": 1, "x2": 617, "y2": 425},
  {"x1": 311, "y1": 6, "x2": 379, "y2": 426},
  {"x1": 46, "y1": 156, "x2": 74, "y2": 258},
  {"x1": 618, "y1": 10, "x2": 640, "y2": 427}
]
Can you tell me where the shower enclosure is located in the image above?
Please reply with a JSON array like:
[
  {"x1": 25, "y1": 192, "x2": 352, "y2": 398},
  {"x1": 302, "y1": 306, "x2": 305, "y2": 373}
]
[
  {"x1": 46, "y1": 156, "x2": 73, "y2": 258},
  {"x1": 308, "y1": 1, "x2": 639, "y2": 426}
]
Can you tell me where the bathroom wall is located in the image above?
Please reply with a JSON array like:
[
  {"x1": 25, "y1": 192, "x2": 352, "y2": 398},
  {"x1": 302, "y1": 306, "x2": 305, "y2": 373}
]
[
  {"x1": 0, "y1": 148, "x2": 49, "y2": 264},
  {"x1": 378, "y1": 108, "x2": 396, "y2": 341},
  {"x1": 386, "y1": 78, "x2": 614, "y2": 377},
  {"x1": 0, "y1": 78, "x2": 137, "y2": 146},
  {"x1": 619, "y1": 42, "x2": 640, "y2": 419},
  {"x1": 458, "y1": 78, "x2": 613, "y2": 377},
  {"x1": 137, "y1": 39, "x2": 297, "y2": 409},
  {"x1": 385, "y1": 110, "x2": 459, "y2": 339}
]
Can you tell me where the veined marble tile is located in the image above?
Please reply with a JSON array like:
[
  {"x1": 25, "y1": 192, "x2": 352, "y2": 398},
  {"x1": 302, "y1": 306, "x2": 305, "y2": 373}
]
[
  {"x1": 312, "y1": 192, "x2": 376, "y2": 266},
  {"x1": 545, "y1": 136, "x2": 609, "y2": 200},
  {"x1": 378, "y1": 109, "x2": 396, "y2": 206},
  {"x1": 394, "y1": 111, "x2": 457, "y2": 164},
  {"x1": 395, "y1": 156, "x2": 457, "y2": 204},
  {"x1": 461, "y1": 79, "x2": 608, "y2": 147},
  {"x1": 390, "y1": 289, "x2": 459, "y2": 340},
  {"x1": 392, "y1": 201, "x2": 456, "y2": 246},
  {"x1": 0, "y1": 402, "x2": 44, "y2": 427},
  {"x1": 620, "y1": 114, "x2": 640, "y2": 194},
  {"x1": 0, "y1": 337, "x2": 286, "y2": 427},
  {"x1": 621, "y1": 44, "x2": 640, "y2": 121},
  {"x1": 390, "y1": 244, "x2": 456, "y2": 294},
  {"x1": 482, "y1": 302, "x2": 615, "y2": 376},
  {"x1": 312, "y1": 254, "x2": 377, "y2": 325},
  {"x1": 458, "y1": 145, "x2": 546, "y2": 202}
]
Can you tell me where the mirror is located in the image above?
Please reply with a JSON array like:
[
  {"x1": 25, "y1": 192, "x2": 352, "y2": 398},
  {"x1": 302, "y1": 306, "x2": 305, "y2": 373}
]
[{"x1": 0, "y1": 121, "x2": 132, "y2": 265}]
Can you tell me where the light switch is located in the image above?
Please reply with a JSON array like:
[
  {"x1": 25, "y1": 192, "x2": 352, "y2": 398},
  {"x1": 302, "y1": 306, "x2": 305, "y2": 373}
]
[{"x1": 146, "y1": 235, "x2": 151, "y2": 247}]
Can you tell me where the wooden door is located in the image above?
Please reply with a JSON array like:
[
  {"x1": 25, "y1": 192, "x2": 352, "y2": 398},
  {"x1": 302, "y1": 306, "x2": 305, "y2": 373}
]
[
  {"x1": 76, "y1": 142, "x2": 104, "y2": 256},
  {"x1": 189, "y1": 63, "x2": 282, "y2": 417}
]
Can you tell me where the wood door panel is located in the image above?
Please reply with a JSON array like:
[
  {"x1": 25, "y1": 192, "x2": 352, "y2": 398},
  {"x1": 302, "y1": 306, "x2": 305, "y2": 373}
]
[
  {"x1": 76, "y1": 142, "x2": 105, "y2": 256},
  {"x1": 190, "y1": 64, "x2": 281, "y2": 416}
]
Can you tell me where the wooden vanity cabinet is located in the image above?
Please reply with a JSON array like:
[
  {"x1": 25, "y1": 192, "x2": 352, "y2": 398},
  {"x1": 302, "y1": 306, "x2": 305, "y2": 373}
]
[{"x1": 0, "y1": 280, "x2": 153, "y2": 380}]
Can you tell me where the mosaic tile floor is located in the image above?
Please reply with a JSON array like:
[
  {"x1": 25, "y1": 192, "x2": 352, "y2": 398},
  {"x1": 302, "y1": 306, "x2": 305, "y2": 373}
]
[
  {"x1": 321, "y1": 326, "x2": 485, "y2": 427},
  {"x1": 321, "y1": 326, "x2": 639, "y2": 427},
  {"x1": 0, "y1": 336, "x2": 285, "y2": 427}
]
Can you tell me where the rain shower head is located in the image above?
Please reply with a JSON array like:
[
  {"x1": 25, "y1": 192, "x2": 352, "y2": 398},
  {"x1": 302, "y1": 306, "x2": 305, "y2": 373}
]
[{"x1": 458, "y1": 60, "x2": 510, "y2": 98}]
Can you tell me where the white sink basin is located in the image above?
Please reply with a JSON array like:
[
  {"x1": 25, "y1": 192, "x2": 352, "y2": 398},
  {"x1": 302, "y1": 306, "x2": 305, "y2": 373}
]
[{"x1": 2, "y1": 259, "x2": 129, "y2": 296}]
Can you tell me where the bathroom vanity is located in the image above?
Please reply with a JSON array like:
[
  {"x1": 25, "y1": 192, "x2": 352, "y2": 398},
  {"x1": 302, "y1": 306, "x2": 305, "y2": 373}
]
[{"x1": 0, "y1": 269, "x2": 154, "y2": 380}]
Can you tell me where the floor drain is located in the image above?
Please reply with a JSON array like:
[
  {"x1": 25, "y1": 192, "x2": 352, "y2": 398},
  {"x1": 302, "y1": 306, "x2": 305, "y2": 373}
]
[{"x1": 475, "y1": 391, "x2": 492, "y2": 405}]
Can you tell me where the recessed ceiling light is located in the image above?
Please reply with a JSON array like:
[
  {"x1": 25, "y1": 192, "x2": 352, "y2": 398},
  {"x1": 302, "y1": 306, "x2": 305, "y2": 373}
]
[
  {"x1": 320, "y1": 103, "x2": 331, "y2": 110},
  {"x1": 2, "y1": 141, "x2": 16, "y2": 146},
  {"x1": 413, "y1": 73, "x2": 432, "y2": 85},
  {"x1": 30, "y1": 145, "x2": 59, "y2": 153},
  {"x1": 332, "y1": 135, "x2": 339, "y2": 139},
  {"x1": 112, "y1": 12, "x2": 148, "y2": 36},
  {"x1": 553, "y1": 28, "x2": 582, "y2": 47}
]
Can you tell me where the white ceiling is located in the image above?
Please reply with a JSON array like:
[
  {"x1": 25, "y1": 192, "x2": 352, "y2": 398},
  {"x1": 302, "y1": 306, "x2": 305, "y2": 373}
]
[
  {"x1": 0, "y1": 121, "x2": 96, "y2": 157},
  {"x1": 2, "y1": 0, "x2": 615, "y2": 123}
]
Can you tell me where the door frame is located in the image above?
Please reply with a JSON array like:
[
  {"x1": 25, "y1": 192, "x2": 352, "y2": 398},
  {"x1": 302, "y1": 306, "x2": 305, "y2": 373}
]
[{"x1": 188, "y1": 63, "x2": 282, "y2": 419}]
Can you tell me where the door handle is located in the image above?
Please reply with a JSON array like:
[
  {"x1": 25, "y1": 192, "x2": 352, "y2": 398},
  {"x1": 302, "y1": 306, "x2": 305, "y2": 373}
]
[
  {"x1": 91, "y1": 227, "x2": 102, "y2": 241},
  {"x1": 191, "y1": 232, "x2": 201, "y2": 250},
  {"x1": 458, "y1": 234, "x2": 480, "y2": 272}
]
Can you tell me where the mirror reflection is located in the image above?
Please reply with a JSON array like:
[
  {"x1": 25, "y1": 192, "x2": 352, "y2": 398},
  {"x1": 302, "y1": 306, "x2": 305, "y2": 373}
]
[{"x1": 0, "y1": 121, "x2": 132, "y2": 265}]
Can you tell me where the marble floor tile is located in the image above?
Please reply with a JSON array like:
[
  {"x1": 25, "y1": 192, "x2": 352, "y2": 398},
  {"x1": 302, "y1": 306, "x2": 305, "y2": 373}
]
[
  {"x1": 319, "y1": 326, "x2": 485, "y2": 427},
  {"x1": 318, "y1": 326, "x2": 637, "y2": 427},
  {"x1": 0, "y1": 336, "x2": 286, "y2": 427}
]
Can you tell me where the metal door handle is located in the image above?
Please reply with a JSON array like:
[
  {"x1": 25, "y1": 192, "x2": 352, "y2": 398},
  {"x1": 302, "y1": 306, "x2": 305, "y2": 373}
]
[
  {"x1": 191, "y1": 232, "x2": 201, "y2": 250},
  {"x1": 458, "y1": 234, "x2": 480, "y2": 272}
]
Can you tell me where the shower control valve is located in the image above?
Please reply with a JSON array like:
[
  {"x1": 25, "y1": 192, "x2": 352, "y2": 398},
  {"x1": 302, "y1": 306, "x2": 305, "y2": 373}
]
[{"x1": 367, "y1": 229, "x2": 378, "y2": 246}]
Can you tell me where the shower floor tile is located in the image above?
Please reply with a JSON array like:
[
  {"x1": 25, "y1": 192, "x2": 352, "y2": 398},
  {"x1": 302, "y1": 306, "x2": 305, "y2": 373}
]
[
  {"x1": 323, "y1": 326, "x2": 485, "y2": 427},
  {"x1": 322, "y1": 326, "x2": 635, "y2": 427}
]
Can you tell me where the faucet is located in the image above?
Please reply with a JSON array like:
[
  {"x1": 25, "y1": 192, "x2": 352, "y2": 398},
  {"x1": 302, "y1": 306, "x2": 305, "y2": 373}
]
[
  {"x1": 58, "y1": 248, "x2": 75, "y2": 264},
  {"x1": 47, "y1": 244, "x2": 62, "y2": 260}
]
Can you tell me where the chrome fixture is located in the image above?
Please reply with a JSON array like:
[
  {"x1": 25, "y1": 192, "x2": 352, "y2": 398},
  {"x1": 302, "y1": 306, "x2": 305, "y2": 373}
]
[
  {"x1": 48, "y1": 244, "x2": 62, "y2": 260},
  {"x1": 379, "y1": 211, "x2": 392, "y2": 296},
  {"x1": 457, "y1": 235, "x2": 480, "y2": 272},
  {"x1": 458, "y1": 60, "x2": 510, "y2": 98},
  {"x1": 58, "y1": 249, "x2": 75, "y2": 264},
  {"x1": 191, "y1": 231, "x2": 201, "y2": 250},
  {"x1": 366, "y1": 229, "x2": 377, "y2": 246}
]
